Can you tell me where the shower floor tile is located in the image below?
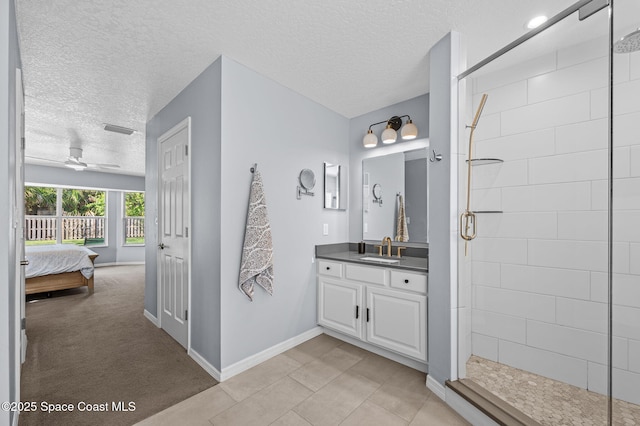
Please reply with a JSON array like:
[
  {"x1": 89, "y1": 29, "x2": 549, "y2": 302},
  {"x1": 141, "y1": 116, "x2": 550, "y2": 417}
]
[{"x1": 466, "y1": 355, "x2": 640, "y2": 425}]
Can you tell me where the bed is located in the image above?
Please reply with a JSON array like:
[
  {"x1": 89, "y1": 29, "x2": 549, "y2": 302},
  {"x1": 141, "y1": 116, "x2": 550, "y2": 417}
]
[{"x1": 25, "y1": 244, "x2": 98, "y2": 295}]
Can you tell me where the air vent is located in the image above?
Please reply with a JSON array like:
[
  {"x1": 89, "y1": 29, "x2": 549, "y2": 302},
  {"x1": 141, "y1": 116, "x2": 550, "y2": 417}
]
[{"x1": 103, "y1": 123, "x2": 135, "y2": 135}]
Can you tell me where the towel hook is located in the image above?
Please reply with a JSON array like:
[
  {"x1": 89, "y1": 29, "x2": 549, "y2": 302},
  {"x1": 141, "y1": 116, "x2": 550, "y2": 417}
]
[
  {"x1": 250, "y1": 163, "x2": 257, "y2": 173},
  {"x1": 429, "y1": 149, "x2": 442, "y2": 162}
]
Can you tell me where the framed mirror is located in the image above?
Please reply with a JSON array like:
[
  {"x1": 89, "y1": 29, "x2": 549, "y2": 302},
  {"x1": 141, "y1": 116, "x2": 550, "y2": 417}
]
[
  {"x1": 362, "y1": 148, "x2": 428, "y2": 242},
  {"x1": 324, "y1": 162, "x2": 347, "y2": 210}
]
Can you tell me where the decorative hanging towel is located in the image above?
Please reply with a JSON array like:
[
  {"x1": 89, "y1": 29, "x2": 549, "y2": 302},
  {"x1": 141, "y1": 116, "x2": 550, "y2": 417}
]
[
  {"x1": 396, "y1": 195, "x2": 409, "y2": 242},
  {"x1": 239, "y1": 169, "x2": 274, "y2": 301}
]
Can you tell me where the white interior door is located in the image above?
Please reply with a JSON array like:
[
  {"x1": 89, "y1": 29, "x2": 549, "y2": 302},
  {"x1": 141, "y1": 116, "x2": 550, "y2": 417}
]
[
  {"x1": 157, "y1": 118, "x2": 190, "y2": 349},
  {"x1": 14, "y1": 68, "x2": 26, "y2": 366}
]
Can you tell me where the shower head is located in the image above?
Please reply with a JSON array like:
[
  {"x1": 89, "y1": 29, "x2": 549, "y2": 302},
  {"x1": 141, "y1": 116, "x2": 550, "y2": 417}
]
[{"x1": 614, "y1": 28, "x2": 640, "y2": 53}]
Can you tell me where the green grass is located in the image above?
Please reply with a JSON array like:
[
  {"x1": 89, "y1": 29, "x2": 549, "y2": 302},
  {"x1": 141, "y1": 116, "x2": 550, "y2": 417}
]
[
  {"x1": 125, "y1": 237, "x2": 145, "y2": 245},
  {"x1": 26, "y1": 239, "x2": 84, "y2": 246}
]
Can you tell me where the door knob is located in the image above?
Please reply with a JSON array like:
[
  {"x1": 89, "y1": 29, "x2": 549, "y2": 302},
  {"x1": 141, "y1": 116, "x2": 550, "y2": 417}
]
[
  {"x1": 158, "y1": 243, "x2": 165, "y2": 249},
  {"x1": 20, "y1": 260, "x2": 29, "y2": 266}
]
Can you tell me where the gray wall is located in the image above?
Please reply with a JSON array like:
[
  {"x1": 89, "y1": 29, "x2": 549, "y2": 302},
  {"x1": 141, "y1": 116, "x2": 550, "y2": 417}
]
[
  {"x1": 25, "y1": 164, "x2": 145, "y2": 264},
  {"x1": 145, "y1": 58, "x2": 223, "y2": 368},
  {"x1": 219, "y1": 57, "x2": 350, "y2": 368},
  {"x1": 427, "y1": 32, "x2": 462, "y2": 385},
  {"x1": 0, "y1": 0, "x2": 20, "y2": 424},
  {"x1": 348, "y1": 95, "x2": 429, "y2": 243}
]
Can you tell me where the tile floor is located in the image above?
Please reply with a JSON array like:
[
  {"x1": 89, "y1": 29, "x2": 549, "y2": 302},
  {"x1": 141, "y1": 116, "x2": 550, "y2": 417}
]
[
  {"x1": 466, "y1": 355, "x2": 640, "y2": 426},
  {"x1": 136, "y1": 334, "x2": 469, "y2": 425}
]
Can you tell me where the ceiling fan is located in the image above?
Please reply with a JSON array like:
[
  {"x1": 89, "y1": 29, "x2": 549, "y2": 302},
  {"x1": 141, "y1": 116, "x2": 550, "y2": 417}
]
[{"x1": 27, "y1": 147, "x2": 120, "y2": 171}]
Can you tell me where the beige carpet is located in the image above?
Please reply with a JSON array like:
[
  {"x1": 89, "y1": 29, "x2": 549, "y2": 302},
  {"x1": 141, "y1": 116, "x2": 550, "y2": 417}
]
[{"x1": 20, "y1": 265, "x2": 218, "y2": 426}]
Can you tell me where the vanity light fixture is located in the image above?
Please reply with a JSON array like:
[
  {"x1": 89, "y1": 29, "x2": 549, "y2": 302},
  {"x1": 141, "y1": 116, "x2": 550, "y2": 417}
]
[{"x1": 362, "y1": 115, "x2": 418, "y2": 148}]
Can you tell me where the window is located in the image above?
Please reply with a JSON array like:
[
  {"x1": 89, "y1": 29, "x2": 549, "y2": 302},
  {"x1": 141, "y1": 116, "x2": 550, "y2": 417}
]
[
  {"x1": 123, "y1": 191, "x2": 144, "y2": 246},
  {"x1": 25, "y1": 186, "x2": 107, "y2": 246}
]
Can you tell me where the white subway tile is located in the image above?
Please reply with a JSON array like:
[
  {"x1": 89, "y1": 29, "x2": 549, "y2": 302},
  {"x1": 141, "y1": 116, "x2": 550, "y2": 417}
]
[
  {"x1": 614, "y1": 51, "x2": 631, "y2": 84},
  {"x1": 615, "y1": 147, "x2": 632, "y2": 179},
  {"x1": 472, "y1": 112, "x2": 501, "y2": 141},
  {"x1": 591, "y1": 87, "x2": 607, "y2": 119},
  {"x1": 630, "y1": 339, "x2": 640, "y2": 373},
  {"x1": 475, "y1": 286, "x2": 555, "y2": 323},
  {"x1": 613, "y1": 211, "x2": 640, "y2": 243},
  {"x1": 631, "y1": 146, "x2": 640, "y2": 177},
  {"x1": 529, "y1": 150, "x2": 607, "y2": 185},
  {"x1": 474, "y1": 52, "x2": 556, "y2": 93},
  {"x1": 528, "y1": 57, "x2": 606, "y2": 104},
  {"x1": 474, "y1": 81, "x2": 527, "y2": 116},
  {"x1": 557, "y1": 211, "x2": 607, "y2": 242},
  {"x1": 501, "y1": 93, "x2": 590, "y2": 136},
  {"x1": 613, "y1": 273, "x2": 640, "y2": 308},
  {"x1": 591, "y1": 272, "x2": 608, "y2": 302},
  {"x1": 557, "y1": 36, "x2": 607, "y2": 69},
  {"x1": 472, "y1": 160, "x2": 528, "y2": 189},
  {"x1": 527, "y1": 320, "x2": 607, "y2": 364},
  {"x1": 475, "y1": 129, "x2": 555, "y2": 161},
  {"x1": 475, "y1": 212, "x2": 557, "y2": 239},
  {"x1": 614, "y1": 111, "x2": 640, "y2": 147},
  {"x1": 615, "y1": 79, "x2": 640, "y2": 115},
  {"x1": 502, "y1": 182, "x2": 591, "y2": 212},
  {"x1": 630, "y1": 51, "x2": 640, "y2": 81},
  {"x1": 556, "y1": 297, "x2": 607, "y2": 334},
  {"x1": 587, "y1": 361, "x2": 607, "y2": 395},
  {"x1": 591, "y1": 179, "x2": 607, "y2": 210},
  {"x1": 612, "y1": 177, "x2": 640, "y2": 209},
  {"x1": 613, "y1": 305, "x2": 640, "y2": 341},
  {"x1": 556, "y1": 119, "x2": 607, "y2": 154},
  {"x1": 470, "y1": 188, "x2": 501, "y2": 212},
  {"x1": 631, "y1": 244, "x2": 640, "y2": 275},
  {"x1": 471, "y1": 261, "x2": 500, "y2": 287},
  {"x1": 502, "y1": 264, "x2": 590, "y2": 300},
  {"x1": 499, "y1": 340, "x2": 587, "y2": 389},
  {"x1": 471, "y1": 333, "x2": 498, "y2": 362},
  {"x1": 471, "y1": 309, "x2": 526, "y2": 344},
  {"x1": 470, "y1": 237, "x2": 528, "y2": 265},
  {"x1": 612, "y1": 368, "x2": 640, "y2": 405},
  {"x1": 528, "y1": 240, "x2": 629, "y2": 273}
]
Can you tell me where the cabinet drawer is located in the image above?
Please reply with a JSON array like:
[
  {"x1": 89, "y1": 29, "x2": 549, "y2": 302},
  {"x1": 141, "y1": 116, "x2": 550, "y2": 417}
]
[
  {"x1": 390, "y1": 270, "x2": 427, "y2": 294},
  {"x1": 345, "y1": 264, "x2": 387, "y2": 286},
  {"x1": 318, "y1": 260, "x2": 342, "y2": 278}
]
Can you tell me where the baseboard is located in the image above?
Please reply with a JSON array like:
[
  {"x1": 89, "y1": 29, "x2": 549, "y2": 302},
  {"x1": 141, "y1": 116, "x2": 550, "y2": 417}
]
[
  {"x1": 219, "y1": 326, "x2": 324, "y2": 382},
  {"x1": 143, "y1": 309, "x2": 160, "y2": 327},
  {"x1": 427, "y1": 374, "x2": 446, "y2": 400},
  {"x1": 189, "y1": 348, "x2": 222, "y2": 382},
  {"x1": 95, "y1": 261, "x2": 145, "y2": 268},
  {"x1": 322, "y1": 328, "x2": 428, "y2": 372}
]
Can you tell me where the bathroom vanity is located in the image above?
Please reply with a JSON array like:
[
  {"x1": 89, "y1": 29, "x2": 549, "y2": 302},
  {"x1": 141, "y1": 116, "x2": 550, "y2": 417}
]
[{"x1": 315, "y1": 243, "x2": 428, "y2": 367}]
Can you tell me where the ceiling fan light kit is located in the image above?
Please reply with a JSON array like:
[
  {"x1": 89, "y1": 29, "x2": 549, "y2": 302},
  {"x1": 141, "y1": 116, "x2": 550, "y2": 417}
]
[{"x1": 103, "y1": 123, "x2": 135, "y2": 135}]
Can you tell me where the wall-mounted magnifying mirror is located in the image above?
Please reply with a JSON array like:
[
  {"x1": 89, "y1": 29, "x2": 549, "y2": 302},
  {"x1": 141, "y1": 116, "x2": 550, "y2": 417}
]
[
  {"x1": 372, "y1": 183, "x2": 382, "y2": 205},
  {"x1": 297, "y1": 169, "x2": 315, "y2": 200},
  {"x1": 324, "y1": 162, "x2": 347, "y2": 210}
]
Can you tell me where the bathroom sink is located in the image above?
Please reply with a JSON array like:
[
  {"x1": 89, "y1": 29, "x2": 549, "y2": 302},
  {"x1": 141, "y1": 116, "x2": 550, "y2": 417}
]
[{"x1": 359, "y1": 257, "x2": 399, "y2": 264}]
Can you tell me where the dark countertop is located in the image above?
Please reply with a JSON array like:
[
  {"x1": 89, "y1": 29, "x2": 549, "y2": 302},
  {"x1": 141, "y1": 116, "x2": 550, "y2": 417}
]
[{"x1": 316, "y1": 243, "x2": 428, "y2": 273}]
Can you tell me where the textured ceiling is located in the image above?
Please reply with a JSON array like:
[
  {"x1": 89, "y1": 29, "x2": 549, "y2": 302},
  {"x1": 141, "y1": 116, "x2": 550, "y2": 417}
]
[{"x1": 16, "y1": 0, "x2": 590, "y2": 176}]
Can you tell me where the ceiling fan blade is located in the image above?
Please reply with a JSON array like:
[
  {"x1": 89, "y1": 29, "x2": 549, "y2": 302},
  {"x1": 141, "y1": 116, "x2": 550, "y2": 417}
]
[
  {"x1": 25, "y1": 155, "x2": 65, "y2": 165},
  {"x1": 87, "y1": 163, "x2": 120, "y2": 169}
]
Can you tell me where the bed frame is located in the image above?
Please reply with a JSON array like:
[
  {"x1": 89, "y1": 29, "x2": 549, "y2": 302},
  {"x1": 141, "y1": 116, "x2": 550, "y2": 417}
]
[{"x1": 25, "y1": 254, "x2": 98, "y2": 295}]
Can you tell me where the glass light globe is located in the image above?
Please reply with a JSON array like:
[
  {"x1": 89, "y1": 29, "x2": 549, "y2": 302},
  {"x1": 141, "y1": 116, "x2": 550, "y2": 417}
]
[
  {"x1": 363, "y1": 130, "x2": 378, "y2": 148},
  {"x1": 401, "y1": 120, "x2": 418, "y2": 140},
  {"x1": 381, "y1": 125, "x2": 397, "y2": 144}
]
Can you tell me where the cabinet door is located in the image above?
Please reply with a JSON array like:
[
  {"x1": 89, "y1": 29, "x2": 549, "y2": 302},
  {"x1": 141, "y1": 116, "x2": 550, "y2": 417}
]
[
  {"x1": 318, "y1": 278, "x2": 363, "y2": 339},
  {"x1": 366, "y1": 287, "x2": 426, "y2": 361}
]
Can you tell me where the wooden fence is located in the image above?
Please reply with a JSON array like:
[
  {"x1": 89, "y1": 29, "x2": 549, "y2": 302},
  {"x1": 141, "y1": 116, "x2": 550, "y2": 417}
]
[
  {"x1": 124, "y1": 217, "x2": 145, "y2": 239},
  {"x1": 25, "y1": 216, "x2": 106, "y2": 241}
]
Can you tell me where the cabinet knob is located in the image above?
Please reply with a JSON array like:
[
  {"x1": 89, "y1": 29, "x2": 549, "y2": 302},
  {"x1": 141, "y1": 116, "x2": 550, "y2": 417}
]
[
  {"x1": 404, "y1": 279, "x2": 409, "y2": 284},
  {"x1": 326, "y1": 266, "x2": 330, "y2": 270}
]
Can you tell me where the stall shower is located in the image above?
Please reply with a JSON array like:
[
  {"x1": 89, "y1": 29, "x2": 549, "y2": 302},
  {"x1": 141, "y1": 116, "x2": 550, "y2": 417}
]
[{"x1": 457, "y1": 0, "x2": 640, "y2": 424}]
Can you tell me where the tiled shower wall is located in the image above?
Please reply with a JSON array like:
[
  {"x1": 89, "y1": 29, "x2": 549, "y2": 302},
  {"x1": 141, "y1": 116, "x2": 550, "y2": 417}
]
[{"x1": 466, "y1": 35, "x2": 640, "y2": 405}]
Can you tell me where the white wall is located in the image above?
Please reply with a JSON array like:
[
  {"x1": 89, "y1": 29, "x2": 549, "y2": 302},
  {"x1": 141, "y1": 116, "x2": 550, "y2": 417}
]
[
  {"x1": 219, "y1": 57, "x2": 350, "y2": 368},
  {"x1": 465, "y1": 35, "x2": 640, "y2": 405}
]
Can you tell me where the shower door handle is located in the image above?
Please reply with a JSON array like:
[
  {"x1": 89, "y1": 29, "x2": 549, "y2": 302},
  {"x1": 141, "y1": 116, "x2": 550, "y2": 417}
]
[{"x1": 460, "y1": 211, "x2": 477, "y2": 241}]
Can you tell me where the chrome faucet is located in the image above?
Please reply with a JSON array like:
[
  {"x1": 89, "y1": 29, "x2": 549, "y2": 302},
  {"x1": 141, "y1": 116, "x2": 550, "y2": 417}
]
[{"x1": 382, "y1": 236, "x2": 392, "y2": 257}]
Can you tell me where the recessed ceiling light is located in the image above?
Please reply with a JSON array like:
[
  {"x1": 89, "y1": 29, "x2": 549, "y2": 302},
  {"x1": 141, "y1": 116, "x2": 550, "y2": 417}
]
[{"x1": 526, "y1": 15, "x2": 548, "y2": 29}]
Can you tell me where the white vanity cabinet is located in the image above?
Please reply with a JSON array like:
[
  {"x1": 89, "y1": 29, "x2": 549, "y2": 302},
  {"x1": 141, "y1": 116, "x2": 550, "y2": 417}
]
[{"x1": 317, "y1": 259, "x2": 427, "y2": 362}]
